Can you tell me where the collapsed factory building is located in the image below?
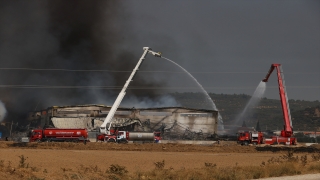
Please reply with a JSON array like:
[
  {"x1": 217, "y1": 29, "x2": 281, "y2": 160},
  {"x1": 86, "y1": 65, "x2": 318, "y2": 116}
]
[{"x1": 27, "y1": 105, "x2": 218, "y2": 140}]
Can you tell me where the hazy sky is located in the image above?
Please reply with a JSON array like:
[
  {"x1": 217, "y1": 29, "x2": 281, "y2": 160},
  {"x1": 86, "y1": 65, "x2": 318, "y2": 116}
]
[
  {"x1": 122, "y1": 0, "x2": 320, "y2": 101},
  {"x1": 0, "y1": 0, "x2": 319, "y2": 120}
]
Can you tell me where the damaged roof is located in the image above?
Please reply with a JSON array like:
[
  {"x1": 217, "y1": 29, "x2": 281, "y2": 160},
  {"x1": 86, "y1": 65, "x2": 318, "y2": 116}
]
[{"x1": 43, "y1": 104, "x2": 218, "y2": 113}]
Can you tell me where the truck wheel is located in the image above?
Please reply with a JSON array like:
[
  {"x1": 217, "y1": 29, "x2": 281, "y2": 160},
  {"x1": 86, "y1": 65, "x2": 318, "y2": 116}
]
[
  {"x1": 120, "y1": 139, "x2": 128, "y2": 144},
  {"x1": 244, "y1": 141, "x2": 249, "y2": 146},
  {"x1": 107, "y1": 139, "x2": 116, "y2": 143},
  {"x1": 36, "y1": 139, "x2": 41, "y2": 143},
  {"x1": 253, "y1": 142, "x2": 257, "y2": 146}
]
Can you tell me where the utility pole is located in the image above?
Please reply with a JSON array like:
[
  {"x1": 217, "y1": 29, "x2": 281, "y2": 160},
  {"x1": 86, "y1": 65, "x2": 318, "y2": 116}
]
[
  {"x1": 10, "y1": 120, "x2": 13, "y2": 138},
  {"x1": 315, "y1": 128, "x2": 317, "y2": 143}
]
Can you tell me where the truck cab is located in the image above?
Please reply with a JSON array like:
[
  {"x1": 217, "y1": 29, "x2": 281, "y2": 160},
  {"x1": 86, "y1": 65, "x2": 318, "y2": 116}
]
[
  {"x1": 101, "y1": 131, "x2": 128, "y2": 143},
  {"x1": 30, "y1": 129, "x2": 42, "y2": 142},
  {"x1": 116, "y1": 131, "x2": 129, "y2": 143},
  {"x1": 154, "y1": 132, "x2": 161, "y2": 143},
  {"x1": 237, "y1": 131, "x2": 263, "y2": 145}
]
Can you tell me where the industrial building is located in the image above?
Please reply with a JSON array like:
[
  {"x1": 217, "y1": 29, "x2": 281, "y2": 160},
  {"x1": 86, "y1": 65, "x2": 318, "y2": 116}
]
[{"x1": 27, "y1": 105, "x2": 218, "y2": 140}]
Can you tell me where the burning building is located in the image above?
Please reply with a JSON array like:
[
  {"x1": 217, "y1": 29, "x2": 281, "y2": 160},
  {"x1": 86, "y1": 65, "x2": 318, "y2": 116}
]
[{"x1": 27, "y1": 105, "x2": 218, "y2": 140}]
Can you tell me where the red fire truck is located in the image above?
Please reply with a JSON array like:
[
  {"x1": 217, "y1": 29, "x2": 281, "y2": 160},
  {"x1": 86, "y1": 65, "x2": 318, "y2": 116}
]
[
  {"x1": 262, "y1": 64, "x2": 296, "y2": 145},
  {"x1": 237, "y1": 131, "x2": 264, "y2": 145},
  {"x1": 29, "y1": 128, "x2": 89, "y2": 143},
  {"x1": 237, "y1": 64, "x2": 297, "y2": 146}
]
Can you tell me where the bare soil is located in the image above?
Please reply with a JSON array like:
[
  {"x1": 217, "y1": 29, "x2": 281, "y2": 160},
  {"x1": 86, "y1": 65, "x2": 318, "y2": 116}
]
[{"x1": 0, "y1": 141, "x2": 319, "y2": 180}]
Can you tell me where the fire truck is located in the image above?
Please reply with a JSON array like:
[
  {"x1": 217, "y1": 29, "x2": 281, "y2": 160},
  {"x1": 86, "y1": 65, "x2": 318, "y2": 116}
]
[
  {"x1": 97, "y1": 47, "x2": 162, "y2": 142},
  {"x1": 237, "y1": 131, "x2": 263, "y2": 145},
  {"x1": 262, "y1": 64, "x2": 296, "y2": 145},
  {"x1": 96, "y1": 130, "x2": 161, "y2": 143},
  {"x1": 29, "y1": 128, "x2": 89, "y2": 143}
]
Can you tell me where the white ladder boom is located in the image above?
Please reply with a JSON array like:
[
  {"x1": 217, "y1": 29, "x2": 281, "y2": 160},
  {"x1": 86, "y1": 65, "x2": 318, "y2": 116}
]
[{"x1": 100, "y1": 47, "x2": 161, "y2": 134}]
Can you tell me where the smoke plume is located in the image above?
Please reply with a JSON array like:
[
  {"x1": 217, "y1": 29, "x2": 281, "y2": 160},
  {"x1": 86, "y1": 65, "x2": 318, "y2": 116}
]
[
  {"x1": 0, "y1": 101, "x2": 7, "y2": 122},
  {"x1": 0, "y1": 1, "x2": 178, "y2": 125}
]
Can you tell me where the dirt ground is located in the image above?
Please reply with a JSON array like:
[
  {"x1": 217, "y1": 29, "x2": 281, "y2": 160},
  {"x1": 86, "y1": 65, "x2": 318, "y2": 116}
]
[{"x1": 0, "y1": 141, "x2": 320, "y2": 180}]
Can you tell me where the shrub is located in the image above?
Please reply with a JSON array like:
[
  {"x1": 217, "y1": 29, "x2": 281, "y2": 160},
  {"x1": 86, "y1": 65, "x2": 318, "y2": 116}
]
[
  {"x1": 267, "y1": 157, "x2": 282, "y2": 164},
  {"x1": 61, "y1": 167, "x2": 72, "y2": 173},
  {"x1": 267, "y1": 163, "x2": 300, "y2": 177},
  {"x1": 300, "y1": 155, "x2": 308, "y2": 166},
  {"x1": 0, "y1": 160, "x2": 4, "y2": 168},
  {"x1": 308, "y1": 162, "x2": 320, "y2": 172},
  {"x1": 154, "y1": 160, "x2": 165, "y2": 170},
  {"x1": 204, "y1": 162, "x2": 217, "y2": 168},
  {"x1": 79, "y1": 164, "x2": 101, "y2": 174},
  {"x1": 27, "y1": 177, "x2": 45, "y2": 180},
  {"x1": 18, "y1": 155, "x2": 28, "y2": 168},
  {"x1": 30, "y1": 166, "x2": 38, "y2": 172},
  {"x1": 311, "y1": 153, "x2": 320, "y2": 161},
  {"x1": 107, "y1": 164, "x2": 128, "y2": 176},
  {"x1": 211, "y1": 167, "x2": 242, "y2": 180},
  {"x1": 281, "y1": 151, "x2": 298, "y2": 162}
]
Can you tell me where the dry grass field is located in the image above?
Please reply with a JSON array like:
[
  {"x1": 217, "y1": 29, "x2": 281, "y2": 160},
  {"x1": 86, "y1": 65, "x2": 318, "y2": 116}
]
[{"x1": 1, "y1": 141, "x2": 320, "y2": 180}]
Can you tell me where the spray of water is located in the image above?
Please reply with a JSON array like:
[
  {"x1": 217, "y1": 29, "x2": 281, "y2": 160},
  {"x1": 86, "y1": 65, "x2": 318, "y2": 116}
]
[
  {"x1": 0, "y1": 100, "x2": 7, "y2": 122},
  {"x1": 161, "y1": 56, "x2": 224, "y2": 130},
  {"x1": 234, "y1": 81, "x2": 266, "y2": 128}
]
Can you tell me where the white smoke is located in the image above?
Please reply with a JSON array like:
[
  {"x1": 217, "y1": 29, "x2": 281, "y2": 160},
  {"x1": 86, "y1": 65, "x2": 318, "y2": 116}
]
[
  {"x1": 0, "y1": 100, "x2": 7, "y2": 122},
  {"x1": 89, "y1": 89, "x2": 180, "y2": 108},
  {"x1": 122, "y1": 95, "x2": 180, "y2": 108}
]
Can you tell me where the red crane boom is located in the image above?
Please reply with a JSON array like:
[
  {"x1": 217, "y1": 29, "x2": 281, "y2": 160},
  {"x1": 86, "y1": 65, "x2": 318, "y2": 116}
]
[{"x1": 262, "y1": 64, "x2": 293, "y2": 138}]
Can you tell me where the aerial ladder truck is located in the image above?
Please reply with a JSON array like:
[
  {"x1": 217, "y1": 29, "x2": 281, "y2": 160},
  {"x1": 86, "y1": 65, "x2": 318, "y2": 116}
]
[
  {"x1": 97, "y1": 47, "x2": 162, "y2": 142},
  {"x1": 262, "y1": 64, "x2": 296, "y2": 145}
]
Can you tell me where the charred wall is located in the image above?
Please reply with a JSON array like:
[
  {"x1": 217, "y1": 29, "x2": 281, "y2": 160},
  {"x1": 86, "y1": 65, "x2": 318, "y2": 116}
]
[{"x1": 27, "y1": 105, "x2": 218, "y2": 140}]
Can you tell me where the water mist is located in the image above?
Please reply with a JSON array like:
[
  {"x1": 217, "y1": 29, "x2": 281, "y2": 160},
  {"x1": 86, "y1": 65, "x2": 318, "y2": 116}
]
[
  {"x1": 234, "y1": 81, "x2": 266, "y2": 128},
  {"x1": 161, "y1": 56, "x2": 224, "y2": 131}
]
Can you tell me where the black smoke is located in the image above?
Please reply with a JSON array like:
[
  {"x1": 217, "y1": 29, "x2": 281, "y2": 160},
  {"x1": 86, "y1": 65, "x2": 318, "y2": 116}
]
[{"x1": 0, "y1": 1, "x2": 177, "y2": 125}]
